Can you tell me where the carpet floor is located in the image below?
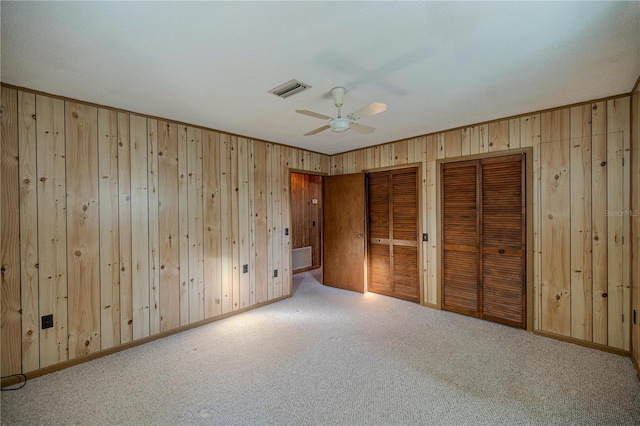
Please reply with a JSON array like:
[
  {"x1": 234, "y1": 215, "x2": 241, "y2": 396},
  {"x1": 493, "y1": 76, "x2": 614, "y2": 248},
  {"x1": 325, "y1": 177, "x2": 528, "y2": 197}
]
[{"x1": 2, "y1": 270, "x2": 639, "y2": 425}]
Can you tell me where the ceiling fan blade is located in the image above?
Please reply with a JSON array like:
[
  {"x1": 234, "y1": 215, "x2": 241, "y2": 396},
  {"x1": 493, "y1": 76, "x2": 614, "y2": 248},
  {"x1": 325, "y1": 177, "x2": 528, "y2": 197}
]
[
  {"x1": 347, "y1": 102, "x2": 387, "y2": 120},
  {"x1": 296, "y1": 110, "x2": 332, "y2": 120},
  {"x1": 349, "y1": 123, "x2": 376, "y2": 134},
  {"x1": 304, "y1": 125, "x2": 330, "y2": 136}
]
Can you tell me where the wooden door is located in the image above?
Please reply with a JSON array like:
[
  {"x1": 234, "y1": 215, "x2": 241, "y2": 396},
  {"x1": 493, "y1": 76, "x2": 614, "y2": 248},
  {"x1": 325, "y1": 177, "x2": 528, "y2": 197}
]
[
  {"x1": 323, "y1": 173, "x2": 366, "y2": 293},
  {"x1": 368, "y1": 168, "x2": 420, "y2": 302},
  {"x1": 442, "y1": 155, "x2": 526, "y2": 328}
]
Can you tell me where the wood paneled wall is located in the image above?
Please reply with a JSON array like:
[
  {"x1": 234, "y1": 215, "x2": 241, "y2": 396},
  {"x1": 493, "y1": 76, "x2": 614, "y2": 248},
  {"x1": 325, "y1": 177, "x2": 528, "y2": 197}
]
[
  {"x1": 331, "y1": 97, "x2": 633, "y2": 352},
  {"x1": 0, "y1": 86, "x2": 329, "y2": 376},
  {"x1": 632, "y1": 83, "x2": 640, "y2": 374},
  {"x1": 290, "y1": 173, "x2": 322, "y2": 268}
]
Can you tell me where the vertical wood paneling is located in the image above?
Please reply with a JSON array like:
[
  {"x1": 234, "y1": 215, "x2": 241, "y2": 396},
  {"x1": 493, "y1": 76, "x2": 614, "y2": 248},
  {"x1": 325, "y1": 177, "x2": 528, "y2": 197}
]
[
  {"x1": 177, "y1": 125, "x2": 189, "y2": 325},
  {"x1": 147, "y1": 119, "x2": 160, "y2": 335},
  {"x1": 1, "y1": 87, "x2": 21, "y2": 375},
  {"x1": 158, "y1": 121, "x2": 180, "y2": 331},
  {"x1": 203, "y1": 130, "x2": 222, "y2": 319},
  {"x1": 272, "y1": 144, "x2": 283, "y2": 298},
  {"x1": 66, "y1": 102, "x2": 100, "y2": 359},
  {"x1": 230, "y1": 136, "x2": 241, "y2": 310},
  {"x1": 130, "y1": 115, "x2": 150, "y2": 339},
  {"x1": 606, "y1": 98, "x2": 630, "y2": 350},
  {"x1": 489, "y1": 120, "x2": 510, "y2": 152},
  {"x1": 36, "y1": 95, "x2": 68, "y2": 367},
  {"x1": 220, "y1": 134, "x2": 233, "y2": 313},
  {"x1": 280, "y1": 146, "x2": 292, "y2": 296},
  {"x1": 238, "y1": 138, "x2": 251, "y2": 308},
  {"x1": 570, "y1": 105, "x2": 592, "y2": 341},
  {"x1": 509, "y1": 118, "x2": 521, "y2": 150},
  {"x1": 444, "y1": 130, "x2": 462, "y2": 158},
  {"x1": 631, "y1": 84, "x2": 640, "y2": 368},
  {"x1": 248, "y1": 140, "x2": 257, "y2": 306},
  {"x1": 98, "y1": 108, "x2": 120, "y2": 350},
  {"x1": 591, "y1": 101, "x2": 608, "y2": 345},
  {"x1": 520, "y1": 114, "x2": 541, "y2": 329},
  {"x1": 253, "y1": 141, "x2": 269, "y2": 303},
  {"x1": 18, "y1": 91, "x2": 40, "y2": 372},
  {"x1": 538, "y1": 110, "x2": 571, "y2": 336},
  {"x1": 187, "y1": 127, "x2": 204, "y2": 321},
  {"x1": 425, "y1": 134, "x2": 438, "y2": 305},
  {"x1": 118, "y1": 112, "x2": 133, "y2": 344}
]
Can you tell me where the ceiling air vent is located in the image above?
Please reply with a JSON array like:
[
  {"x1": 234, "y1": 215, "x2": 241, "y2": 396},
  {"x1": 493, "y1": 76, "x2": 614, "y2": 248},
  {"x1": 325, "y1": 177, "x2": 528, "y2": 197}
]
[{"x1": 269, "y1": 79, "x2": 311, "y2": 99}]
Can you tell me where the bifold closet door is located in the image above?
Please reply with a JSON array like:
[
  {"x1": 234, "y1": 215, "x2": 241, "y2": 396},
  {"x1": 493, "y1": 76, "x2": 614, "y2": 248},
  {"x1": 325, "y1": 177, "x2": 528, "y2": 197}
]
[
  {"x1": 442, "y1": 155, "x2": 526, "y2": 328},
  {"x1": 367, "y1": 168, "x2": 419, "y2": 302}
]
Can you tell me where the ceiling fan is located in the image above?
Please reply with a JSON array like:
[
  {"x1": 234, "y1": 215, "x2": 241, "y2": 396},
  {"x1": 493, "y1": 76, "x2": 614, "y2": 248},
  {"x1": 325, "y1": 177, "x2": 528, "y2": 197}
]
[{"x1": 296, "y1": 87, "x2": 386, "y2": 136}]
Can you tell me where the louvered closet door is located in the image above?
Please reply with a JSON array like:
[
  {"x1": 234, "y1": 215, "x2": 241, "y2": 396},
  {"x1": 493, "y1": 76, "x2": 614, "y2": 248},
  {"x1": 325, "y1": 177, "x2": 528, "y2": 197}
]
[
  {"x1": 481, "y1": 155, "x2": 525, "y2": 328},
  {"x1": 442, "y1": 162, "x2": 479, "y2": 316},
  {"x1": 442, "y1": 155, "x2": 526, "y2": 328},
  {"x1": 367, "y1": 168, "x2": 419, "y2": 302}
]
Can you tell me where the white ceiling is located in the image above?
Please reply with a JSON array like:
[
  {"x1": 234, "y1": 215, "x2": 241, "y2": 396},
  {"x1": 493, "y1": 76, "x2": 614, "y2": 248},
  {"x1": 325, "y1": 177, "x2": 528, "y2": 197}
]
[{"x1": 2, "y1": 1, "x2": 639, "y2": 155}]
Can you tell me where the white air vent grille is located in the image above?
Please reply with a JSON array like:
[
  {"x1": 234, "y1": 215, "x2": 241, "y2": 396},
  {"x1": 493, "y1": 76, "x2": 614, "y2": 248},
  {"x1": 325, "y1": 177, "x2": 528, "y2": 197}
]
[
  {"x1": 269, "y1": 79, "x2": 311, "y2": 99},
  {"x1": 292, "y1": 246, "x2": 312, "y2": 270}
]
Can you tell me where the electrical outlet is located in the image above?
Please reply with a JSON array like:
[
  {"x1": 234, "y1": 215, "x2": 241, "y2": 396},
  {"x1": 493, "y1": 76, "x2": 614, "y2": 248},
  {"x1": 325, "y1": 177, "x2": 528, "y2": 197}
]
[
  {"x1": 273, "y1": 269, "x2": 278, "y2": 278},
  {"x1": 422, "y1": 233, "x2": 428, "y2": 242},
  {"x1": 243, "y1": 264, "x2": 248, "y2": 274},
  {"x1": 42, "y1": 314, "x2": 53, "y2": 330},
  {"x1": 285, "y1": 228, "x2": 289, "y2": 236}
]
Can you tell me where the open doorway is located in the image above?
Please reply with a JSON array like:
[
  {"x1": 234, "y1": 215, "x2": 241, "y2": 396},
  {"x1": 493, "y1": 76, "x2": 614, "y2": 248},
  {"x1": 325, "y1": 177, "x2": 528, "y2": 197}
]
[{"x1": 290, "y1": 172, "x2": 323, "y2": 281}]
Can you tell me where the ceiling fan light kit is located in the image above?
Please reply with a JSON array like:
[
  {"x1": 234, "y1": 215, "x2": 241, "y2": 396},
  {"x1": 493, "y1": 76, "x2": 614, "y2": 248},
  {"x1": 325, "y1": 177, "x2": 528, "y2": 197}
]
[{"x1": 296, "y1": 86, "x2": 386, "y2": 136}]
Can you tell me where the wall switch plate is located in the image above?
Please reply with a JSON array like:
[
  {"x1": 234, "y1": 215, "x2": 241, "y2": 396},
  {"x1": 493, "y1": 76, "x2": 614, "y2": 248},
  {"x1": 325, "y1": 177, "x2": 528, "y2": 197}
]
[
  {"x1": 42, "y1": 314, "x2": 53, "y2": 330},
  {"x1": 285, "y1": 228, "x2": 289, "y2": 236},
  {"x1": 273, "y1": 269, "x2": 278, "y2": 278},
  {"x1": 422, "y1": 233, "x2": 428, "y2": 242},
  {"x1": 243, "y1": 264, "x2": 248, "y2": 273}
]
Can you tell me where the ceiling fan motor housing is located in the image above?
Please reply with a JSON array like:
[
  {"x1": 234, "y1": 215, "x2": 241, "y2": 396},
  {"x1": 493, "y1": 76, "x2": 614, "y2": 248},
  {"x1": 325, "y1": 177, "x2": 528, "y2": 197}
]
[{"x1": 330, "y1": 118, "x2": 350, "y2": 132}]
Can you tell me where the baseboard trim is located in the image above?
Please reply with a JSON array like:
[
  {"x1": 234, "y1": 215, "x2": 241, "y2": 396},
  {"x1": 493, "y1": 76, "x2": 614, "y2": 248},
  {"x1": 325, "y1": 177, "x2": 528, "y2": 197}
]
[
  {"x1": 533, "y1": 330, "x2": 631, "y2": 358},
  {"x1": 1, "y1": 295, "x2": 288, "y2": 389}
]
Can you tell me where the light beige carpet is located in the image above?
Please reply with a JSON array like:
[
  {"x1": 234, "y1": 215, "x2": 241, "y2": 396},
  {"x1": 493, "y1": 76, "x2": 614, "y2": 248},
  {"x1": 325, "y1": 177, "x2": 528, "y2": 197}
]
[{"x1": 2, "y1": 270, "x2": 639, "y2": 425}]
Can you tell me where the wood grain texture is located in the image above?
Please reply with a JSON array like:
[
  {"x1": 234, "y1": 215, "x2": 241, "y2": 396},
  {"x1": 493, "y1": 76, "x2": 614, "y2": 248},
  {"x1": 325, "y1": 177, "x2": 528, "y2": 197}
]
[
  {"x1": 158, "y1": 121, "x2": 181, "y2": 330},
  {"x1": 66, "y1": 102, "x2": 100, "y2": 359},
  {"x1": 118, "y1": 112, "x2": 133, "y2": 344},
  {"x1": 36, "y1": 94, "x2": 68, "y2": 367},
  {"x1": 130, "y1": 115, "x2": 150, "y2": 340},
  {"x1": 147, "y1": 119, "x2": 161, "y2": 336},
  {"x1": 238, "y1": 138, "x2": 251, "y2": 308},
  {"x1": 177, "y1": 125, "x2": 189, "y2": 326},
  {"x1": 1, "y1": 87, "x2": 21, "y2": 375},
  {"x1": 540, "y1": 110, "x2": 571, "y2": 336},
  {"x1": 570, "y1": 105, "x2": 592, "y2": 341},
  {"x1": 187, "y1": 126, "x2": 204, "y2": 322},
  {"x1": 631, "y1": 84, "x2": 639, "y2": 368},
  {"x1": 18, "y1": 91, "x2": 40, "y2": 372},
  {"x1": 253, "y1": 141, "x2": 269, "y2": 303},
  {"x1": 203, "y1": 130, "x2": 222, "y2": 319},
  {"x1": 489, "y1": 120, "x2": 510, "y2": 152},
  {"x1": 98, "y1": 108, "x2": 120, "y2": 350}
]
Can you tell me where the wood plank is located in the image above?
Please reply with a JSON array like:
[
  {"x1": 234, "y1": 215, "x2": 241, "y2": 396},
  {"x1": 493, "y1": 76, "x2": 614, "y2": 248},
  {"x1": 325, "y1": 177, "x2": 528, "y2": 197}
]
[
  {"x1": 187, "y1": 127, "x2": 204, "y2": 321},
  {"x1": 158, "y1": 121, "x2": 181, "y2": 330},
  {"x1": 253, "y1": 141, "x2": 269, "y2": 303},
  {"x1": 461, "y1": 128, "x2": 472, "y2": 156},
  {"x1": 271, "y1": 144, "x2": 283, "y2": 298},
  {"x1": 489, "y1": 120, "x2": 510, "y2": 152},
  {"x1": 520, "y1": 114, "x2": 541, "y2": 329},
  {"x1": 220, "y1": 134, "x2": 233, "y2": 312},
  {"x1": 607, "y1": 97, "x2": 631, "y2": 351},
  {"x1": 444, "y1": 129, "x2": 462, "y2": 158},
  {"x1": 509, "y1": 118, "x2": 521, "y2": 149},
  {"x1": 118, "y1": 112, "x2": 133, "y2": 344},
  {"x1": 570, "y1": 105, "x2": 593, "y2": 341},
  {"x1": 18, "y1": 91, "x2": 40, "y2": 372},
  {"x1": 147, "y1": 119, "x2": 160, "y2": 335},
  {"x1": 177, "y1": 125, "x2": 189, "y2": 325},
  {"x1": 238, "y1": 137, "x2": 251, "y2": 308},
  {"x1": 425, "y1": 135, "x2": 438, "y2": 305},
  {"x1": 66, "y1": 101, "x2": 100, "y2": 359},
  {"x1": 36, "y1": 94, "x2": 69, "y2": 367},
  {"x1": 98, "y1": 108, "x2": 120, "y2": 350},
  {"x1": 130, "y1": 115, "x2": 150, "y2": 339},
  {"x1": 591, "y1": 101, "x2": 608, "y2": 345},
  {"x1": 203, "y1": 130, "x2": 222, "y2": 318},
  {"x1": 540, "y1": 109, "x2": 571, "y2": 336},
  {"x1": 280, "y1": 146, "x2": 292, "y2": 296},
  {"x1": 248, "y1": 140, "x2": 257, "y2": 305},
  {"x1": 230, "y1": 136, "x2": 241, "y2": 309},
  {"x1": 1, "y1": 87, "x2": 21, "y2": 375},
  {"x1": 631, "y1": 86, "x2": 640, "y2": 366}
]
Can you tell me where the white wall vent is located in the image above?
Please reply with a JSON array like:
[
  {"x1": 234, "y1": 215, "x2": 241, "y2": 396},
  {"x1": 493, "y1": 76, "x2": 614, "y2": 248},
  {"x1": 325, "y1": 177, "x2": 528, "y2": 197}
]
[
  {"x1": 292, "y1": 246, "x2": 312, "y2": 270},
  {"x1": 269, "y1": 79, "x2": 311, "y2": 99}
]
